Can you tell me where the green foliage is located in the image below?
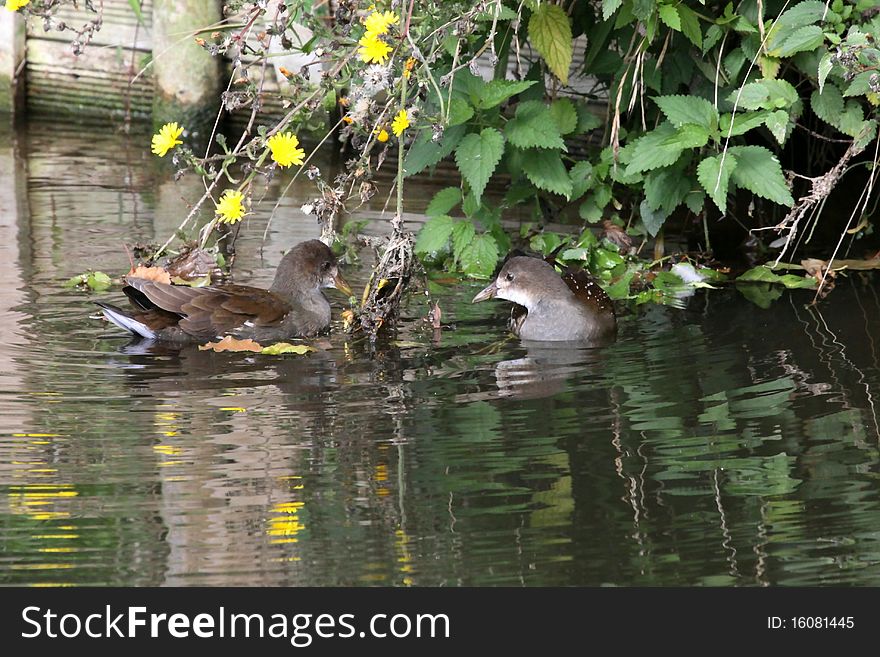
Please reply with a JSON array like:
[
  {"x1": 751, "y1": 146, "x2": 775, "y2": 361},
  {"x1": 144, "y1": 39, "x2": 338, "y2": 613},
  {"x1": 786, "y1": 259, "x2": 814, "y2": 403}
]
[
  {"x1": 529, "y1": 3, "x2": 573, "y2": 83},
  {"x1": 64, "y1": 271, "x2": 113, "y2": 292},
  {"x1": 455, "y1": 128, "x2": 505, "y2": 203}
]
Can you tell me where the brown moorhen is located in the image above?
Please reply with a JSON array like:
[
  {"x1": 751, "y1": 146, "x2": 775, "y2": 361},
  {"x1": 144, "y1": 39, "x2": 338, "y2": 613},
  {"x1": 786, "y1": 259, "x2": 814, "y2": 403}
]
[
  {"x1": 472, "y1": 256, "x2": 617, "y2": 342},
  {"x1": 97, "y1": 239, "x2": 352, "y2": 344}
]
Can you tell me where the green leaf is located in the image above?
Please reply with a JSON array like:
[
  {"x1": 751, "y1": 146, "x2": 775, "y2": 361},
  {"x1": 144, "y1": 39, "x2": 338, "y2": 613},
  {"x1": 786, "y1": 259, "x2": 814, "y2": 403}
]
[
  {"x1": 720, "y1": 110, "x2": 771, "y2": 136},
  {"x1": 575, "y1": 102, "x2": 603, "y2": 133},
  {"x1": 818, "y1": 51, "x2": 834, "y2": 94},
  {"x1": 644, "y1": 166, "x2": 691, "y2": 214},
  {"x1": 455, "y1": 128, "x2": 505, "y2": 203},
  {"x1": 602, "y1": 0, "x2": 623, "y2": 21},
  {"x1": 451, "y1": 220, "x2": 476, "y2": 261},
  {"x1": 569, "y1": 161, "x2": 594, "y2": 199},
  {"x1": 765, "y1": 1, "x2": 828, "y2": 52},
  {"x1": 838, "y1": 100, "x2": 865, "y2": 138},
  {"x1": 639, "y1": 199, "x2": 669, "y2": 237},
  {"x1": 404, "y1": 124, "x2": 465, "y2": 177},
  {"x1": 624, "y1": 123, "x2": 685, "y2": 176},
  {"x1": 414, "y1": 215, "x2": 455, "y2": 254},
  {"x1": 761, "y1": 79, "x2": 799, "y2": 108},
  {"x1": 697, "y1": 153, "x2": 737, "y2": 213},
  {"x1": 521, "y1": 149, "x2": 574, "y2": 198},
  {"x1": 737, "y1": 266, "x2": 817, "y2": 289},
  {"x1": 854, "y1": 120, "x2": 878, "y2": 153},
  {"x1": 459, "y1": 234, "x2": 499, "y2": 278},
  {"x1": 811, "y1": 84, "x2": 844, "y2": 129},
  {"x1": 261, "y1": 343, "x2": 317, "y2": 355},
  {"x1": 658, "y1": 5, "x2": 680, "y2": 31},
  {"x1": 426, "y1": 187, "x2": 462, "y2": 218},
  {"x1": 505, "y1": 101, "x2": 566, "y2": 150},
  {"x1": 685, "y1": 189, "x2": 705, "y2": 215},
  {"x1": 661, "y1": 123, "x2": 710, "y2": 149},
  {"x1": 771, "y1": 25, "x2": 825, "y2": 57},
  {"x1": 529, "y1": 3, "x2": 573, "y2": 84},
  {"x1": 730, "y1": 82, "x2": 769, "y2": 110},
  {"x1": 729, "y1": 79, "x2": 798, "y2": 111},
  {"x1": 447, "y1": 98, "x2": 474, "y2": 126},
  {"x1": 654, "y1": 94, "x2": 718, "y2": 130},
  {"x1": 127, "y1": 0, "x2": 145, "y2": 25},
  {"x1": 764, "y1": 109, "x2": 790, "y2": 145},
  {"x1": 676, "y1": 4, "x2": 702, "y2": 49},
  {"x1": 737, "y1": 283, "x2": 783, "y2": 309},
  {"x1": 728, "y1": 145, "x2": 794, "y2": 207},
  {"x1": 549, "y1": 98, "x2": 578, "y2": 135},
  {"x1": 476, "y1": 79, "x2": 537, "y2": 110},
  {"x1": 843, "y1": 71, "x2": 875, "y2": 98},
  {"x1": 87, "y1": 271, "x2": 112, "y2": 292}
]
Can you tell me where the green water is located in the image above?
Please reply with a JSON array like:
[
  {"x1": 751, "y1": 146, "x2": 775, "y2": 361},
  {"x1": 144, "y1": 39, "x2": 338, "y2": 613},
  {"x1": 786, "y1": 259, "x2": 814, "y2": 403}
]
[{"x1": 1, "y1": 120, "x2": 879, "y2": 586}]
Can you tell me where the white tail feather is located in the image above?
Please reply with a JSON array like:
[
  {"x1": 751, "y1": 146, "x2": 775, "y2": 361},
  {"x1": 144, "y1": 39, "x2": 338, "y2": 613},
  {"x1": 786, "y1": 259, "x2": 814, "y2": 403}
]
[{"x1": 99, "y1": 305, "x2": 156, "y2": 340}]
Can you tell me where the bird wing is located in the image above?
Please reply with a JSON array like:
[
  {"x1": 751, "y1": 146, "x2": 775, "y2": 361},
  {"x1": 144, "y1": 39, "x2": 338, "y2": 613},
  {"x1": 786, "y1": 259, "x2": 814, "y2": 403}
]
[{"x1": 124, "y1": 278, "x2": 292, "y2": 340}]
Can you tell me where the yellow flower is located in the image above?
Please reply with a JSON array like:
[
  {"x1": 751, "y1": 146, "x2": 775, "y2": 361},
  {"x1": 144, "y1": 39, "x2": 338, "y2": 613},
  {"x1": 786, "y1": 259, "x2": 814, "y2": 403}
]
[
  {"x1": 403, "y1": 57, "x2": 417, "y2": 79},
  {"x1": 342, "y1": 115, "x2": 353, "y2": 124},
  {"x1": 267, "y1": 132, "x2": 305, "y2": 168},
  {"x1": 151, "y1": 122, "x2": 184, "y2": 157},
  {"x1": 4, "y1": 0, "x2": 29, "y2": 11},
  {"x1": 391, "y1": 109, "x2": 409, "y2": 137},
  {"x1": 358, "y1": 33, "x2": 392, "y2": 65},
  {"x1": 376, "y1": 128, "x2": 389, "y2": 143},
  {"x1": 364, "y1": 10, "x2": 399, "y2": 37},
  {"x1": 215, "y1": 190, "x2": 247, "y2": 224}
]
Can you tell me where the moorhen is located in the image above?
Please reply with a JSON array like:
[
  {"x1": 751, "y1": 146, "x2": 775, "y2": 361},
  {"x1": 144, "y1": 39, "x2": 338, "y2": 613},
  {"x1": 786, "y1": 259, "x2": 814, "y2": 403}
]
[
  {"x1": 472, "y1": 256, "x2": 616, "y2": 342},
  {"x1": 97, "y1": 239, "x2": 352, "y2": 344}
]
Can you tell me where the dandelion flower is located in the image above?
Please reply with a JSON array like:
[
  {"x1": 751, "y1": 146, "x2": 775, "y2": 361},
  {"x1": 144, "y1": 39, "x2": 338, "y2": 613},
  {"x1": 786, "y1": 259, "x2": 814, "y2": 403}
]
[
  {"x1": 392, "y1": 109, "x2": 409, "y2": 137},
  {"x1": 358, "y1": 33, "x2": 392, "y2": 65},
  {"x1": 403, "y1": 57, "x2": 417, "y2": 79},
  {"x1": 267, "y1": 132, "x2": 305, "y2": 168},
  {"x1": 362, "y1": 64, "x2": 390, "y2": 96},
  {"x1": 215, "y1": 190, "x2": 247, "y2": 224},
  {"x1": 364, "y1": 10, "x2": 399, "y2": 37},
  {"x1": 4, "y1": 0, "x2": 29, "y2": 11},
  {"x1": 376, "y1": 129, "x2": 389, "y2": 143},
  {"x1": 151, "y1": 122, "x2": 184, "y2": 157}
]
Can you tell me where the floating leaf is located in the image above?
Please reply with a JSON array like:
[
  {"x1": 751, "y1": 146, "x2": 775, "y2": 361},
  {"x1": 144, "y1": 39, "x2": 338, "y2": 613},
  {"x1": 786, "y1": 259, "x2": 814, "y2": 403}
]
[
  {"x1": 128, "y1": 265, "x2": 171, "y2": 285},
  {"x1": 64, "y1": 271, "x2": 113, "y2": 292},
  {"x1": 199, "y1": 337, "x2": 264, "y2": 353},
  {"x1": 261, "y1": 342, "x2": 317, "y2": 355}
]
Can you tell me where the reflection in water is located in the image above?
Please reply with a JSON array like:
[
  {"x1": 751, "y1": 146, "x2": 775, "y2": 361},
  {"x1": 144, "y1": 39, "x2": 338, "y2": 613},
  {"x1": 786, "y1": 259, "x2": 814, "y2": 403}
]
[{"x1": 2, "y1": 120, "x2": 880, "y2": 586}]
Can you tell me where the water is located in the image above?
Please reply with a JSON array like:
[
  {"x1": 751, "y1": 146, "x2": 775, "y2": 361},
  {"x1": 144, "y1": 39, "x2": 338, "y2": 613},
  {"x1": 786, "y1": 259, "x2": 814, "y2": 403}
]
[{"x1": 1, "y1": 120, "x2": 880, "y2": 587}]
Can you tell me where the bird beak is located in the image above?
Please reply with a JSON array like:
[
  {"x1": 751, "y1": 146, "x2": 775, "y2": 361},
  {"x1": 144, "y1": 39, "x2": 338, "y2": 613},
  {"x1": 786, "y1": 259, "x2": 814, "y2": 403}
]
[
  {"x1": 472, "y1": 279, "x2": 498, "y2": 303},
  {"x1": 332, "y1": 271, "x2": 353, "y2": 297}
]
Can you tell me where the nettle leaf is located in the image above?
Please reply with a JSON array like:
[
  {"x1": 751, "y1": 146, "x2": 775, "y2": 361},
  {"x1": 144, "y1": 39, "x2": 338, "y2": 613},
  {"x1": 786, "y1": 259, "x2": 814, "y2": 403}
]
[
  {"x1": 521, "y1": 149, "x2": 574, "y2": 198},
  {"x1": 771, "y1": 25, "x2": 825, "y2": 57},
  {"x1": 426, "y1": 187, "x2": 462, "y2": 217},
  {"x1": 644, "y1": 166, "x2": 691, "y2": 214},
  {"x1": 730, "y1": 82, "x2": 769, "y2": 110},
  {"x1": 676, "y1": 4, "x2": 702, "y2": 49},
  {"x1": 843, "y1": 71, "x2": 875, "y2": 98},
  {"x1": 658, "y1": 5, "x2": 680, "y2": 31},
  {"x1": 476, "y1": 79, "x2": 537, "y2": 110},
  {"x1": 569, "y1": 161, "x2": 594, "y2": 199},
  {"x1": 727, "y1": 145, "x2": 794, "y2": 207},
  {"x1": 575, "y1": 102, "x2": 603, "y2": 133},
  {"x1": 661, "y1": 123, "x2": 710, "y2": 149},
  {"x1": 720, "y1": 110, "x2": 771, "y2": 136},
  {"x1": 447, "y1": 98, "x2": 474, "y2": 126},
  {"x1": 854, "y1": 120, "x2": 879, "y2": 153},
  {"x1": 455, "y1": 128, "x2": 505, "y2": 203},
  {"x1": 737, "y1": 266, "x2": 817, "y2": 289},
  {"x1": 459, "y1": 233, "x2": 499, "y2": 278},
  {"x1": 654, "y1": 95, "x2": 718, "y2": 130},
  {"x1": 624, "y1": 123, "x2": 685, "y2": 176},
  {"x1": 602, "y1": 0, "x2": 623, "y2": 21},
  {"x1": 549, "y1": 98, "x2": 578, "y2": 135},
  {"x1": 529, "y1": 3, "x2": 573, "y2": 84},
  {"x1": 811, "y1": 84, "x2": 844, "y2": 130},
  {"x1": 505, "y1": 101, "x2": 566, "y2": 150},
  {"x1": 697, "y1": 153, "x2": 738, "y2": 213},
  {"x1": 764, "y1": 109, "x2": 790, "y2": 145},
  {"x1": 451, "y1": 220, "x2": 476, "y2": 261},
  {"x1": 639, "y1": 199, "x2": 669, "y2": 237},
  {"x1": 765, "y1": 1, "x2": 827, "y2": 51},
  {"x1": 838, "y1": 101, "x2": 865, "y2": 138},
  {"x1": 404, "y1": 124, "x2": 465, "y2": 177},
  {"x1": 414, "y1": 215, "x2": 455, "y2": 254},
  {"x1": 818, "y1": 51, "x2": 834, "y2": 94},
  {"x1": 729, "y1": 79, "x2": 798, "y2": 111}
]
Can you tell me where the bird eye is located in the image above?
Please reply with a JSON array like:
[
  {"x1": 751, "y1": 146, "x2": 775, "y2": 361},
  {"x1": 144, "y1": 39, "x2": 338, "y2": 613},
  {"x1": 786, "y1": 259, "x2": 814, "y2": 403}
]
[
  {"x1": 321, "y1": 261, "x2": 332, "y2": 271},
  {"x1": 505, "y1": 272, "x2": 514, "y2": 281}
]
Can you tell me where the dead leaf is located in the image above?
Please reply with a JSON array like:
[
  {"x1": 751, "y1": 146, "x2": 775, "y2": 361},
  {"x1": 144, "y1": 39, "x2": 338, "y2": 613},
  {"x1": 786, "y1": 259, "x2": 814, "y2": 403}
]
[
  {"x1": 166, "y1": 247, "x2": 221, "y2": 283},
  {"x1": 128, "y1": 265, "x2": 171, "y2": 285},
  {"x1": 260, "y1": 342, "x2": 316, "y2": 355},
  {"x1": 199, "y1": 336, "x2": 263, "y2": 353}
]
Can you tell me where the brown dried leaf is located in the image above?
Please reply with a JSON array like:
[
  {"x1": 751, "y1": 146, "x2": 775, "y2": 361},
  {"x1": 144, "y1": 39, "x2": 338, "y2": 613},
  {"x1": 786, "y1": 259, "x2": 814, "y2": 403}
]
[
  {"x1": 166, "y1": 247, "x2": 219, "y2": 283},
  {"x1": 199, "y1": 336, "x2": 263, "y2": 353},
  {"x1": 128, "y1": 265, "x2": 172, "y2": 285}
]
